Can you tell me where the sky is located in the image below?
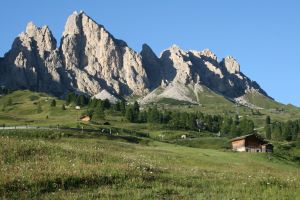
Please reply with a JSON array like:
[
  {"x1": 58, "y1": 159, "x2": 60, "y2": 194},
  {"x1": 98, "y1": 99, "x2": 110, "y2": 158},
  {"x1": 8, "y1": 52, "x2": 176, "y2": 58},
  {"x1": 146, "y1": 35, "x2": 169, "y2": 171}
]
[{"x1": 0, "y1": 0, "x2": 299, "y2": 106}]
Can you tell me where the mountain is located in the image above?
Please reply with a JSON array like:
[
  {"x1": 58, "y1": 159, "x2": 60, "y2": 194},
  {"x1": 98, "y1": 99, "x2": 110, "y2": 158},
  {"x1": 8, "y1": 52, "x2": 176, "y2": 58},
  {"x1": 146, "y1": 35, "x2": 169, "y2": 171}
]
[
  {"x1": 0, "y1": 22, "x2": 65, "y2": 95},
  {"x1": 60, "y1": 11, "x2": 149, "y2": 97},
  {"x1": 0, "y1": 11, "x2": 275, "y2": 108},
  {"x1": 141, "y1": 44, "x2": 271, "y2": 108},
  {"x1": 0, "y1": 11, "x2": 149, "y2": 98}
]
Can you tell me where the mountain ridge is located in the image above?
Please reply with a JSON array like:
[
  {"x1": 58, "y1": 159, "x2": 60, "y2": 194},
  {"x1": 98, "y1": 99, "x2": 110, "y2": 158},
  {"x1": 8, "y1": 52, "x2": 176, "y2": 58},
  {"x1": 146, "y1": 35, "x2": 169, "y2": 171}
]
[{"x1": 0, "y1": 11, "x2": 275, "y2": 108}]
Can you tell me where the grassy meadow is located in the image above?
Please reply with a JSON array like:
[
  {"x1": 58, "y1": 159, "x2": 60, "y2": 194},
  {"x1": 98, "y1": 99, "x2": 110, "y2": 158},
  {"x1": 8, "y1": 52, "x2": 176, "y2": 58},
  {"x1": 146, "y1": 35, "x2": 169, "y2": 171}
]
[
  {"x1": 0, "y1": 90, "x2": 300, "y2": 199},
  {"x1": 0, "y1": 130, "x2": 300, "y2": 199}
]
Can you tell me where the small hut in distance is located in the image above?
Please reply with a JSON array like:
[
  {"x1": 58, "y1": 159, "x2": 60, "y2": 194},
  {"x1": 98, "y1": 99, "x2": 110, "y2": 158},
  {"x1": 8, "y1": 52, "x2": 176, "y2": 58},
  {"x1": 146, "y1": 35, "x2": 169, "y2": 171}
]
[
  {"x1": 230, "y1": 133, "x2": 273, "y2": 153},
  {"x1": 80, "y1": 115, "x2": 91, "y2": 122}
]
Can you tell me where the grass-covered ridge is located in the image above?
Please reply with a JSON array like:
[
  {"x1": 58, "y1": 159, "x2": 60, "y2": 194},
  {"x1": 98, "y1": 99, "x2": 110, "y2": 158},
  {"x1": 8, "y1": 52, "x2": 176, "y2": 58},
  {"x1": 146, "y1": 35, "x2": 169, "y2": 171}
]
[{"x1": 0, "y1": 90, "x2": 79, "y2": 126}]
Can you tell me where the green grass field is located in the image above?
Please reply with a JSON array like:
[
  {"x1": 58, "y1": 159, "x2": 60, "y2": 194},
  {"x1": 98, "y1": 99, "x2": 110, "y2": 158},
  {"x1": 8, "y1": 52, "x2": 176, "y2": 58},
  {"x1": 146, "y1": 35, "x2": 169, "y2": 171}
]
[
  {"x1": 0, "y1": 90, "x2": 300, "y2": 199},
  {"x1": 0, "y1": 129, "x2": 299, "y2": 199}
]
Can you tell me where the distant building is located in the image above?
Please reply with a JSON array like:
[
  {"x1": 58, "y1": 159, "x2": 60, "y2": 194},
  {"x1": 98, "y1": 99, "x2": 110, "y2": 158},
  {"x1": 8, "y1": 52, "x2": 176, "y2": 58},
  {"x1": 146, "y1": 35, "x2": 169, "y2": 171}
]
[
  {"x1": 75, "y1": 106, "x2": 81, "y2": 110},
  {"x1": 230, "y1": 133, "x2": 273, "y2": 153},
  {"x1": 181, "y1": 134, "x2": 187, "y2": 139},
  {"x1": 80, "y1": 115, "x2": 91, "y2": 122}
]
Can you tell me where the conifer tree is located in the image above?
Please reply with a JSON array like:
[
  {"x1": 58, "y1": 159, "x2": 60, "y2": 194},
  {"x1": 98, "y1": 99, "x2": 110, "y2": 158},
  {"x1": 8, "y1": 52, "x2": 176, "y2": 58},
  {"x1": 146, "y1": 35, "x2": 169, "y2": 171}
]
[
  {"x1": 50, "y1": 99, "x2": 56, "y2": 107},
  {"x1": 265, "y1": 116, "x2": 272, "y2": 139}
]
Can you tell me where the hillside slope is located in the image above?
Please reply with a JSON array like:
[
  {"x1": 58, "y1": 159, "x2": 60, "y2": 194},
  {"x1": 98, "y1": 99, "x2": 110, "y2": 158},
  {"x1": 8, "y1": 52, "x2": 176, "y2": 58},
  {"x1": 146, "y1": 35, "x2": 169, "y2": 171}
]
[{"x1": 0, "y1": 130, "x2": 299, "y2": 199}]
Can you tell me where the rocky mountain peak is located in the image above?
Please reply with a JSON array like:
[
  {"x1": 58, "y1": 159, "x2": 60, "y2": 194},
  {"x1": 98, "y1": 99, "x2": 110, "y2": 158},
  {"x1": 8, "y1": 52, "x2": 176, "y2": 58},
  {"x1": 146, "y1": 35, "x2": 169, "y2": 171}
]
[
  {"x1": 141, "y1": 43, "x2": 162, "y2": 89},
  {"x1": 0, "y1": 11, "x2": 272, "y2": 107},
  {"x1": 141, "y1": 43, "x2": 159, "y2": 64},
  {"x1": 189, "y1": 49, "x2": 218, "y2": 61},
  {"x1": 23, "y1": 21, "x2": 57, "y2": 52},
  {"x1": 222, "y1": 56, "x2": 240, "y2": 74},
  {"x1": 159, "y1": 45, "x2": 193, "y2": 84},
  {"x1": 63, "y1": 10, "x2": 94, "y2": 36},
  {"x1": 200, "y1": 49, "x2": 218, "y2": 60},
  {"x1": 60, "y1": 11, "x2": 149, "y2": 96},
  {"x1": 25, "y1": 21, "x2": 37, "y2": 35},
  {"x1": 167, "y1": 44, "x2": 187, "y2": 55},
  {"x1": 0, "y1": 20, "x2": 64, "y2": 95}
]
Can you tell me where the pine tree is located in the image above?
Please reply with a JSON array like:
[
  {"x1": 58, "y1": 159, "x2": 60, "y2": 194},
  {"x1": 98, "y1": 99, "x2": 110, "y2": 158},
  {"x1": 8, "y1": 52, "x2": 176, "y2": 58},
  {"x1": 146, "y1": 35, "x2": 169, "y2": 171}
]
[
  {"x1": 266, "y1": 115, "x2": 271, "y2": 125},
  {"x1": 133, "y1": 101, "x2": 140, "y2": 114},
  {"x1": 6, "y1": 98, "x2": 13, "y2": 106},
  {"x1": 147, "y1": 106, "x2": 160, "y2": 123},
  {"x1": 204, "y1": 115, "x2": 213, "y2": 132},
  {"x1": 239, "y1": 118, "x2": 254, "y2": 135},
  {"x1": 265, "y1": 125, "x2": 272, "y2": 139},
  {"x1": 283, "y1": 121, "x2": 293, "y2": 141},
  {"x1": 62, "y1": 104, "x2": 66, "y2": 110},
  {"x1": 93, "y1": 106, "x2": 105, "y2": 120},
  {"x1": 132, "y1": 101, "x2": 140, "y2": 122},
  {"x1": 66, "y1": 92, "x2": 76, "y2": 105},
  {"x1": 169, "y1": 112, "x2": 181, "y2": 129},
  {"x1": 138, "y1": 111, "x2": 147, "y2": 123},
  {"x1": 221, "y1": 117, "x2": 233, "y2": 135},
  {"x1": 37, "y1": 104, "x2": 43, "y2": 113},
  {"x1": 125, "y1": 107, "x2": 135, "y2": 122},
  {"x1": 187, "y1": 113, "x2": 197, "y2": 131},
  {"x1": 76, "y1": 95, "x2": 87, "y2": 106},
  {"x1": 114, "y1": 101, "x2": 121, "y2": 111},
  {"x1": 103, "y1": 99, "x2": 111, "y2": 109},
  {"x1": 88, "y1": 98, "x2": 98, "y2": 108},
  {"x1": 272, "y1": 122, "x2": 282, "y2": 140},
  {"x1": 120, "y1": 100, "x2": 126, "y2": 115},
  {"x1": 50, "y1": 99, "x2": 56, "y2": 107},
  {"x1": 265, "y1": 116, "x2": 272, "y2": 139},
  {"x1": 230, "y1": 123, "x2": 241, "y2": 138}
]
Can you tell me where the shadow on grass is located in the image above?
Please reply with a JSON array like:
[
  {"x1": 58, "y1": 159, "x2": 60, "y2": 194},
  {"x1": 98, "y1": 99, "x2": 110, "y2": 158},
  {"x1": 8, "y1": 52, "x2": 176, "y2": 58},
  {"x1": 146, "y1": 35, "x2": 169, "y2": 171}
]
[
  {"x1": 1, "y1": 174, "x2": 128, "y2": 198},
  {"x1": 0, "y1": 129, "x2": 150, "y2": 145},
  {"x1": 1, "y1": 170, "x2": 163, "y2": 198}
]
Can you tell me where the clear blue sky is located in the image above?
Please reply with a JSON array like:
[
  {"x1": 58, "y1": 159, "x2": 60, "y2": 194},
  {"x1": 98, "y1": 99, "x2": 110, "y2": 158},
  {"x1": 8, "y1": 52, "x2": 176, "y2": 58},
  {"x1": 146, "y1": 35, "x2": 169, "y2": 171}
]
[{"x1": 1, "y1": 0, "x2": 299, "y2": 106}]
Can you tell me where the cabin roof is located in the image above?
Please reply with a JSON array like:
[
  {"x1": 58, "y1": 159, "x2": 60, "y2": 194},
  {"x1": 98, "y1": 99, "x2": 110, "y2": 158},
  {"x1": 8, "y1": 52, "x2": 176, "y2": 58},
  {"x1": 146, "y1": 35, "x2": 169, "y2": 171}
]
[
  {"x1": 230, "y1": 133, "x2": 267, "y2": 143},
  {"x1": 80, "y1": 115, "x2": 90, "y2": 119}
]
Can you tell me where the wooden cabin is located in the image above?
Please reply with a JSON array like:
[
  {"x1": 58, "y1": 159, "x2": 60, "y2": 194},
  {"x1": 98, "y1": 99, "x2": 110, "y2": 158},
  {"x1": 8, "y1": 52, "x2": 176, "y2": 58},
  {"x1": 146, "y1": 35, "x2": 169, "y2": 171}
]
[
  {"x1": 230, "y1": 133, "x2": 273, "y2": 153},
  {"x1": 80, "y1": 115, "x2": 91, "y2": 122}
]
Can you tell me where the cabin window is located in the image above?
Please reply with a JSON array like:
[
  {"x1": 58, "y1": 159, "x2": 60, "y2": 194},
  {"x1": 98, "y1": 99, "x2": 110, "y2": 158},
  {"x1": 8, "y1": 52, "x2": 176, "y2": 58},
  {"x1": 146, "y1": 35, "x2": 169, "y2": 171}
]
[{"x1": 256, "y1": 149, "x2": 260, "y2": 153}]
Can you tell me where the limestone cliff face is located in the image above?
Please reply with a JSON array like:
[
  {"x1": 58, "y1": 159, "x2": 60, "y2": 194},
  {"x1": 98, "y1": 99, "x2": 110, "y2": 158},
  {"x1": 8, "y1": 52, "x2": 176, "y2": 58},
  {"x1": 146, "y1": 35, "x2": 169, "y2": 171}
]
[
  {"x1": 141, "y1": 44, "x2": 269, "y2": 100},
  {"x1": 0, "y1": 11, "x2": 271, "y2": 105},
  {"x1": 60, "y1": 11, "x2": 149, "y2": 96},
  {"x1": 141, "y1": 44, "x2": 163, "y2": 89},
  {"x1": 0, "y1": 22, "x2": 64, "y2": 95}
]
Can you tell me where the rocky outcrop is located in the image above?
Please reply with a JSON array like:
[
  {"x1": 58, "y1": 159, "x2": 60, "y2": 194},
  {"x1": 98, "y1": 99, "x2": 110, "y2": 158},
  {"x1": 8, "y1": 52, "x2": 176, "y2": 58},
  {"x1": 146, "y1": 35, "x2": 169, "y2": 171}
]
[
  {"x1": 0, "y1": 22, "x2": 64, "y2": 95},
  {"x1": 141, "y1": 44, "x2": 162, "y2": 89},
  {"x1": 160, "y1": 45, "x2": 194, "y2": 85},
  {"x1": 60, "y1": 11, "x2": 149, "y2": 96},
  {"x1": 0, "y1": 11, "x2": 272, "y2": 106},
  {"x1": 221, "y1": 56, "x2": 240, "y2": 74},
  {"x1": 141, "y1": 44, "x2": 270, "y2": 102}
]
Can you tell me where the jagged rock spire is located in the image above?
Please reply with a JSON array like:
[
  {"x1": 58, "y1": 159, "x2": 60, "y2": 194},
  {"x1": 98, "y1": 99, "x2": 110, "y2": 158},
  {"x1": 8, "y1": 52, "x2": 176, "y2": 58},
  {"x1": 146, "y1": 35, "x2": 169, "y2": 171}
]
[{"x1": 60, "y1": 11, "x2": 149, "y2": 96}]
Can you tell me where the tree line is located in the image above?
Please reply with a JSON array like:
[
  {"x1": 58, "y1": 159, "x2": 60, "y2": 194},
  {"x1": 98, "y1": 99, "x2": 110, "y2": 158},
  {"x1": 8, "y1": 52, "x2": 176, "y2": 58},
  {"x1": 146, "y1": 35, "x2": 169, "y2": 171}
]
[
  {"x1": 65, "y1": 92, "x2": 255, "y2": 137},
  {"x1": 65, "y1": 92, "x2": 299, "y2": 141},
  {"x1": 123, "y1": 102, "x2": 255, "y2": 138},
  {"x1": 265, "y1": 116, "x2": 299, "y2": 141}
]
